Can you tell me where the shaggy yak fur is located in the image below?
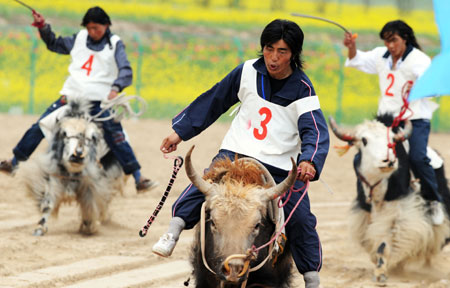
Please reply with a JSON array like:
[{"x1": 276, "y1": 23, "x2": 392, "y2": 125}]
[
  {"x1": 330, "y1": 115, "x2": 450, "y2": 283},
  {"x1": 18, "y1": 99, "x2": 126, "y2": 236},
  {"x1": 185, "y1": 146, "x2": 297, "y2": 288}
]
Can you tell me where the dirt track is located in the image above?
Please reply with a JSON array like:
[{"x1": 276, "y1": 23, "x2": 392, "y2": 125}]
[{"x1": 0, "y1": 113, "x2": 449, "y2": 288}]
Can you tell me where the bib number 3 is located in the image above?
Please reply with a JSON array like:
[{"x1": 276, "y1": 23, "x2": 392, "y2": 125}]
[
  {"x1": 81, "y1": 55, "x2": 94, "y2": 76},
  {"x1": 253, "y1": 107, "x2": 272, "y2": 140}
]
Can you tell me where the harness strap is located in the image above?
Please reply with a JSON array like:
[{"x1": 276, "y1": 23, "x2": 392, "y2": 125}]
[
  {"x1": 356, "y1": 169, "x2": 382, "y2": 202},
  {"x1": 200, "y1": 202, "x2": 217, "y2": 275}
]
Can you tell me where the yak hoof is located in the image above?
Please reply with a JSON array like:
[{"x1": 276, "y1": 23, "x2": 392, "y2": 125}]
[
  {"x1": 79, "y1": 221, "x2": 97, "y2": 235},
  {"x1": 33, "y1": 227, "x2": 47, "y2": 236},
  {"x1": 372, "y1": 274, "x2": 387, "y2": 284}
]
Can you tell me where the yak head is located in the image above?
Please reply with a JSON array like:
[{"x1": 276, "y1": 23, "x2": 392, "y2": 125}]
[
  {"x1": 51, "y1": 101, "x2": 101, "y2": 174},
  {"x1": 185, "y1": 145, "x2": 296, "y2": 284},
  {"x1": 329, "y1": 115, "x2": 412, "y2": 202}
]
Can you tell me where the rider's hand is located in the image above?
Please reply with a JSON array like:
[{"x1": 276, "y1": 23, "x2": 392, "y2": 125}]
[
  {"x1": 343, "y1": 32, "x2": 357, "y2": 60},
  {"x1": 108, "y1": 90, "x2": 118, "y2": 100},
  {"x1": 297, "y1": 161, "x2": 316, "y2": 182},
  {"x1": 31, "y1": 11, "x2": 45, "y2": 29},
  {"x1": 343, "y1": 32, "x2": 356, "y2": 49},
  {"x1": 160, "y1": 131, "x2": 182, "y2": 154}
]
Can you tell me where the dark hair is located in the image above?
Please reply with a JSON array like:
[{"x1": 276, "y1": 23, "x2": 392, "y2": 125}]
[
  {"x1": 379, "y1": 20, "x2": 421, "y2": 50},
  {"x1": 81, "y1": 6, "x2": 112, "y2": 26},
  {"x1": 260, "y1": 19, "x2": 304, "y2": 69}
]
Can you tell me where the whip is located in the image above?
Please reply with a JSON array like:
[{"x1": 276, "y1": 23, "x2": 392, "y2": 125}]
[
  {"x1": 291, "y1": 12, "x2": 358, "y2": 38},
  {"x1": 139, "y1": 156, "x2": 184, "y2": 237},
  {"x1": 12, "y1": 0, "x2": 35, "y2": 12}
]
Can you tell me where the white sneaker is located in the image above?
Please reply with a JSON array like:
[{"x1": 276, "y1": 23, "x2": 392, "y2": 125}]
[
  {"x1": 152, "y1": 233, "x2": 177, "y2": 257},
  {"x1": 430, "y1": 201, "x2": 445, "y2": 226}
]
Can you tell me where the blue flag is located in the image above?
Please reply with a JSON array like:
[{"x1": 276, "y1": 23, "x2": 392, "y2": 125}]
[{"x1": 408, "y1": 0, "x2": 450, "y2": 101}]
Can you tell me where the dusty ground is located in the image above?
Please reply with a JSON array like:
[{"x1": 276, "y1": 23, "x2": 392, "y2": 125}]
[{"x1": 0, "y1": 113, "x2": 449, "y2": 288}]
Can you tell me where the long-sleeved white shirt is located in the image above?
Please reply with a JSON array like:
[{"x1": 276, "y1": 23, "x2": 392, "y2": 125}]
[{"x1": 346, "y1": 46, "x2": 437, "y2": 120}]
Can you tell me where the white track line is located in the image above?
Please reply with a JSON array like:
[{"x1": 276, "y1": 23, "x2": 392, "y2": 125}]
[
  {"x1": 64, "y1": 260, "x2": 191, "y2": 288},
  {"x1": 317, "y1": 220, "x2": 346, "y2": 228},
  {"x1": 0, "y1": 256, "x2": 147, "y2": 288},
  {"x1": 0, "y1": 218, "x2": 35, "y2": 231}
]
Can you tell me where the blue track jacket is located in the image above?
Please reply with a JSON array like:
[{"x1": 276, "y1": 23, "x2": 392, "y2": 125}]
[{"x1": 172, "y1": 57, "x2": 329, "y2": 180}]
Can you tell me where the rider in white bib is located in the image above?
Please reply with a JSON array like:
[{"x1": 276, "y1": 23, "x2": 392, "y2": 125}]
[
  {"x1": 152, "y1": 19, "x2": 329, "y2": 288},
  {"x1": 343, "y1": 20, "x2": 444, "y2": 225},
  {"x1": 0, "y1": 7, "x2": 157, "y2": 192}
]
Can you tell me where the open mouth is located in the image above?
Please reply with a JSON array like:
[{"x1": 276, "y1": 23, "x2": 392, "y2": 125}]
[
  {"x1": 69, "y1": 156, "x2": 84, "y2": 164},
  {"x1": 379, "y1": 166, "x2": 395, "y2": 173},
  {"x1": 268, "y1": 64, "x2": 278, "y2": 71}
]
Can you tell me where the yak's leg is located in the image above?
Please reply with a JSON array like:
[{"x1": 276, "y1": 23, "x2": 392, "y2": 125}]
[
  {"x1": 33, "y1": 189, "x2": 56, "y2": 236},
  {"x1": 373, "y1": 242, "x2": 389, "y2": 283},
  {"x1": 33, "y1": 179, "x2": 65, "y2": 236},
  {"x1": 78, "y1": 188, "x2": 99, "y2": 235}
]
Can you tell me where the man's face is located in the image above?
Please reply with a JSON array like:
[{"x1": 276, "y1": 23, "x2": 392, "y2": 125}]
[
  {"x1": 86, "y1": 22, "x2": 108, "y2": 42},
  {"x1": 383, "y1": 33, "x2": 407, "y2": 60},
  {"x1": 263, "y1": 39, "x2": 293, "y2": 80}
]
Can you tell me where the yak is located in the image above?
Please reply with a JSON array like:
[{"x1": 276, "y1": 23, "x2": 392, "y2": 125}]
[
  {"x1": 329, "y1": 115, "x2": 450, "y2": 283},
  {"x1": 18, "y1": 98, "x2": 126, "y2": 236},
  {"x1": 185, "y1": 145, "x2": 297, "y2": 288}
]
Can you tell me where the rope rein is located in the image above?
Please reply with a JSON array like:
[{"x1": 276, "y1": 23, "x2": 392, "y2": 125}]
[
  {"x1": 252, "y1": 168, "x2": 312, "y2": 254},
  {"x1": 139, "y1": 155, "x2": 184, "y2": 237},
  {"x1": 89, "y1": 94, "x2": 148, "y2": 123},
  {"x1": 356, "y1": 169, "x2": 382, "y2": 202},
  {"x1": 386, "y1": 81, "x2": 414, "y2": 161}
]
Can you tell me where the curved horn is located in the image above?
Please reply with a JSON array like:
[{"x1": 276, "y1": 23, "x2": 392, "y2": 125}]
[
  {"x1": 328, "y1": 116, "x2": 356, "y2": 143},
  {"x1": 263, "y1": 158, "x2": 298, "y2": 200},
  {"x1": 185, "y1": 145, "x2": 213, "y2": 196},
  {"x1": 394, "y1": 119, "x2": 413, "y2": 142}
]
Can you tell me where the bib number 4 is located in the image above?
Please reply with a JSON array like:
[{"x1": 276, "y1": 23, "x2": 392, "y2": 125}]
[
  {"x1": 81, "y1": 55, "x2": 94, "y2": 76},
  {"x1": 253, "y1": 107, "x2": 272, "y2": 140}
]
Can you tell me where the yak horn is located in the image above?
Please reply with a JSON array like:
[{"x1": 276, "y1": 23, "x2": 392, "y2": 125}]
[
  {"x1": 328, "y1": 116, "x2": 356, "y2": 143},
  {"x1": 263, "y1": 158, "x2": 298, "y2": 201},
  {"x1": 185, "y1": 145, "x2": 213, "y2": 196},
  {"x1": 394, "y1": 119, "x2": 413, "y2": 142}
]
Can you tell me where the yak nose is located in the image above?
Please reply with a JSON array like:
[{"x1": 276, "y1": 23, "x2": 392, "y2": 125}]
[
  {"x1": 222, "y1": 259, "x2": 246, "y2": 282},
  {"x1": 69, "y1": 147, "x2": 85, "y2": 163},
  {"x1": 75, "y1": 147, "x2": 84, "y2": 157},
  {"x1": 382, "y1": 159, "x2": 396, "y2": 167}
]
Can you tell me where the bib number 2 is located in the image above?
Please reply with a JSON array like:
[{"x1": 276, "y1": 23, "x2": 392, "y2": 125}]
[
  {"x1": 253, "y1": 107, "x2": 272, "y2": 140},
  {"x1": 81, "y1": 55, "x2": 94, "y2": 76},
  {"x1": 385, "y1": 73, "x2": 395, "y2": 97}
]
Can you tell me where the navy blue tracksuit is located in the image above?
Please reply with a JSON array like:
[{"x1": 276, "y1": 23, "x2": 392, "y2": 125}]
[
  {"x1": 170, "y1": 58, "x2": 330, "y2": 274},
  {"x1": 12, "y1": 24, "x2": 140, "y2": 174},
  {"x1": 13, "y1": 99, "x2": 140, "y2": 174}
]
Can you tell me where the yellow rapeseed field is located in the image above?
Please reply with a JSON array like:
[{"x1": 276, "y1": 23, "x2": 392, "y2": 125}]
[
  {"x1": 0, "y1": 0, "x2": 438, "y2": 34},
  {"x1": 1, "y1": 0, "x2": 448, "y2": 129}
]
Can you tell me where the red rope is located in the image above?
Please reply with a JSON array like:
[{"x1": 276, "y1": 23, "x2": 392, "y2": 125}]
[
  {"x1": 252, "y1": 168, "x2": 313, "y2": 253},
  {"x1": 386, "y1": 80, "x2": 414, "y2": 160}
]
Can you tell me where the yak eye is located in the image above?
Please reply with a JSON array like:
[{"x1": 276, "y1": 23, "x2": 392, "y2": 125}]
[{"x1": 362, "y1": 137, "x2": 368, "y2": 146}]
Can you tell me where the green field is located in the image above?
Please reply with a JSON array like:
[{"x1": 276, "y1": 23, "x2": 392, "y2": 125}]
[{"x1": 0, "y1": 0, "x2": 448, "y2": 131}]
